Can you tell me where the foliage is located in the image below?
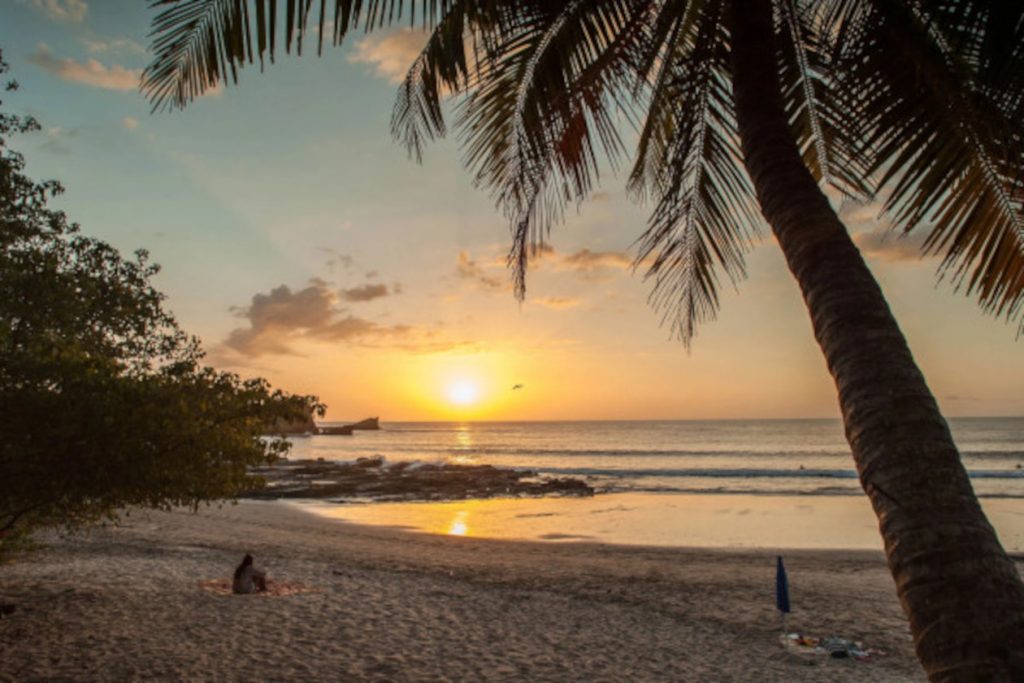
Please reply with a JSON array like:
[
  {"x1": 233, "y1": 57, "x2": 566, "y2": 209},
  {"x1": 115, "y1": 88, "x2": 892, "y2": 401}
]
[
  {"x1": 0, "y1": 55, "x2": 322, "y2": 541},
  {"x1": 142, "y1": 0, "x2": 1024, "y2": 343}
]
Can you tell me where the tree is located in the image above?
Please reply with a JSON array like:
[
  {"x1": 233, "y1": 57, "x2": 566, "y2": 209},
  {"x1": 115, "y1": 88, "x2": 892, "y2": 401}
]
[
  {"x1": 141, "y1": 2, "x2": 1024, "y2": 679},
  {"x1": 0, "y1": 56, "x2": 321, "y2": 543}
]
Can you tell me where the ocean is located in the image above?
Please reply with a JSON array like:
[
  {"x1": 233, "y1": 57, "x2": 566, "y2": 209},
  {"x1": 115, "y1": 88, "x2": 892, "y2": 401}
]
[{"x1": 287, "y1": 417, "x2": 1024, "y2": 498}]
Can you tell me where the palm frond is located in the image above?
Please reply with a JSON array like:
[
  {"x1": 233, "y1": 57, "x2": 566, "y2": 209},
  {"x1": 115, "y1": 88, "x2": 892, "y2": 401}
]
[
  {"x1": 834, "y1": 1, "x2": 1024, "y2": 330},
  {"x1": 143, "y1": 0, "x2": 456, "y2": 111},
  {"x1": 390, "y1": 2, "x2": 506, "y2": 161},
  {"x1": 441, "y1": 0, "x2": 654, "y2": 297},
  {"x1": 774, "y1": 0, "x2": 870, "y2": 199},
  {"x1": 632, "y1": 0, "x2": 760, "y2": 345},
  {"x1": 627, "y1": 0, "x2": 700, "y2": 201}
]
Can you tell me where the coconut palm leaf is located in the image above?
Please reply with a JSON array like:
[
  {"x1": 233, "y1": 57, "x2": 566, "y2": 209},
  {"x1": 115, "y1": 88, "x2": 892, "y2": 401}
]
[
  {"x1": 631, "y1": 0, "x2": 759, "y2": 343},
  {"x1": 390, "y1": 3, "x2": 473, "y2": 161},
  {"x1": 439, "y1": 0, "x2": 654, "y2": 295},
  {"x1": 773, "y1": 0, "x2": 869, "y2": 198},
  {"x1": 627, "y1": 0, "x2": 702, "y2": 201},
  {"x1": 143, "y1": 0, "x2": 457, "y2": 111},
  {"x1": 832, "y1": 1, "x2": 1024, "y2": 329}
]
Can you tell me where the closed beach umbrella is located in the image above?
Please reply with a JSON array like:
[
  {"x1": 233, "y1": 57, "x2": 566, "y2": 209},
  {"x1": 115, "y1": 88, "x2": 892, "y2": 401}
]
[{"x1": 776, "y1": 555, "x2": 790, "y2": 634}]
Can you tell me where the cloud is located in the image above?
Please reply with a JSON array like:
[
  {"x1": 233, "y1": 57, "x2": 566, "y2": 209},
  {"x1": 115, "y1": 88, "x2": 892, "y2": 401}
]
[
  {"x1": 349, "y1": 28, "x2": 429, "y2": 84},
  {"x1": 833, "y1": 194, "x2": 937, "y2": 264},
  {"x1": 39, "y1": 126, "x2": 77, "y2": 154},
  {"x1": 852, "y1": 230, "x2": 933, "y2": 263},
  {"x1": 340, "y1": 283, "x2": 395, "y2": 303},
  {"x1": 84, "y1": 37, "x2": 146, "y2": 56},
  {"x1": 29, "y1": 43, "x2": 140, "y2": 91},
  {"x1": 222, "y1": 280, "x2": 455, "y2": 357},
  {"x1": 456, "y1": 250, "x2": 506, "y2": 291},
  {"x1": 322, "y1": 248, "x2": 354, "y2": 273},
  {"x1": 223, "y1": 280, "x2": 399, "y2": 356},
  {"x1": 532, "y1": 296, "x2": 582, "y2": 310},
  {"x1": 512, "y1": 244, "x2": 635, "y2": 273},
  {"x1": 558, "y1": 248, "x2": 634, "y2": 273},
  {"x1": 26, "y1": 0, "x2": 86, "y2": 22},
  {"x1": 529, "y1": 245, "x2": 638, "y2": 276},
  {"x1": 458, "y1": 244, "x2": 638, "y2": 294},
  {"x1": 121, "y1": 116, "x2": 139, "y2": 130}
]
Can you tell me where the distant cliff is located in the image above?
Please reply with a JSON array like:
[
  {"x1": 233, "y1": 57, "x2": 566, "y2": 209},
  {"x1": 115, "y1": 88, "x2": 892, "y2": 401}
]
[{"x1": 348, "y1": 417, "x2": 380, "y2": 430}]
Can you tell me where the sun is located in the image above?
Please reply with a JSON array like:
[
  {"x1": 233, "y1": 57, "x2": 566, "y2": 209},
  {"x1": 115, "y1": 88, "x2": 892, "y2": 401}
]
[{"x1": 446, "y1": 380, "x2": 480, "y2": 406}]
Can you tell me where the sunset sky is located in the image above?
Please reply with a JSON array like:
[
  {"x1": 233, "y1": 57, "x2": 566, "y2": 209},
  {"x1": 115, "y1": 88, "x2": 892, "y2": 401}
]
[{"x1": 2, "y1": 0, "x2": 1022, "y2": 421}]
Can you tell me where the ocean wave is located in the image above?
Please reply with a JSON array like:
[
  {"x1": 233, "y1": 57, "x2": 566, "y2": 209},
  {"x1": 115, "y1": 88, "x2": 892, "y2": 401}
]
[
  {"x1": 361, "y1": 444, "x2": 1024, "y2": 461},
  {"x1": 387, "y1": 445, "x2": 858, "y2": 458},
  {"x1": 534, "y1": 466, "x2": 1024, "y2": 481},
  {"x1": 539, "y1": 466, "x2": 860, "y2": 479},
  {"x1": 590, "y1": 484, "x2": 1024, "y2": 499}
]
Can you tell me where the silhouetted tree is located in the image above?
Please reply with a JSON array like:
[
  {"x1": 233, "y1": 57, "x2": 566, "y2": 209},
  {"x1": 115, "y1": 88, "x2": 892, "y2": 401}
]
[{"x1": 0, "y1": 56, "x2": 321, "y2": 543}]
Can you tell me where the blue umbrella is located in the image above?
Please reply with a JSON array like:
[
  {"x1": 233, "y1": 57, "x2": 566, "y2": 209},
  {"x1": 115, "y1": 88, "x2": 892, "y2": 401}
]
[{"x1": 776, "y1": 555, "x2": 791, "y2": 634}]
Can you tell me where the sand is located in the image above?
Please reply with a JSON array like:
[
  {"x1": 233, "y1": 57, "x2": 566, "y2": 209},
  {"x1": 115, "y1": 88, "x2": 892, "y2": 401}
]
[{"x1": 0, "y1": 500, "x2": 930, "y2": 682}]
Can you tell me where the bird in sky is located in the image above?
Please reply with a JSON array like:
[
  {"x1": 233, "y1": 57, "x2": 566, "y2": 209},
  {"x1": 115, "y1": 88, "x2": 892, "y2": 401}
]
[{"x1": 512, "y1": 384, "x2": 524, "y2": 390}]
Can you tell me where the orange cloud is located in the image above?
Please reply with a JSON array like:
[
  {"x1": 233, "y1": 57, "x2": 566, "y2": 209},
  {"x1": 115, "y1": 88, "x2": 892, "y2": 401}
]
[
  {"x1": 349, "y1": 28, "x2": 429, "y2": 84},
  {"x1": 29, "y1": 44, "x2": 139, "y2": 91},
  {"x1": 558, "y1": 248, "x2": 634, "y2": 272},
  {"x1": 456, "y1": 250, "x2": 506, "y2": 291},
  {"x1": 532, "y1": 296, "x2": 582, "y2": 310},
  {"x1": 853, "y1": 230, "x2": 934, "y2": 263}
]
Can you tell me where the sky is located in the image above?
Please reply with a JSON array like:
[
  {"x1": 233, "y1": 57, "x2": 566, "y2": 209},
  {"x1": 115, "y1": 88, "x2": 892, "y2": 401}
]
[{"x1": 1, "y1": 0, "x2": 1021, "y2": 421}]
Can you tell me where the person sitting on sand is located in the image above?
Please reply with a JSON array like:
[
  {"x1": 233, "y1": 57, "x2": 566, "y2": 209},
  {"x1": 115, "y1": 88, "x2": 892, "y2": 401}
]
[{"x1": 232, "y1": 554, "x2": 267, "y2": 594}]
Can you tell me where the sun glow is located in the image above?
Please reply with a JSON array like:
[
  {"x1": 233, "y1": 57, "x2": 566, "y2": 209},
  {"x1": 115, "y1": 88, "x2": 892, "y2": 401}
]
[
  {"x1": 395, "y1": 352, "x2": 529, "y2": 419},
  {"x1": 446, "y1": 380, "x2": 480, "y2": 406}
]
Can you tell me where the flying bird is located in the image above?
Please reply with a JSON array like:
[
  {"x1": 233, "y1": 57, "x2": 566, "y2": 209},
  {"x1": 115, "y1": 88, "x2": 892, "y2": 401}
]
[{"x1": 512, "y1": 384, "x2": 524, "y2": 390}]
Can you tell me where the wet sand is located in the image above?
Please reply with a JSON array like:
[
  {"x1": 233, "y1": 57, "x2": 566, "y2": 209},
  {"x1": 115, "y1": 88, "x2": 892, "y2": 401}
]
[{"x1": 0, "y1": 500, "x2": 931, "y2": 682}]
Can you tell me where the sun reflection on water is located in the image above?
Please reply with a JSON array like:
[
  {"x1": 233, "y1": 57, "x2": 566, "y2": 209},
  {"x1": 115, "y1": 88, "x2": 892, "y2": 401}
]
[
  {"x1": 448, "y1": 425, "x2": 477, "y2": 465},
  {"x1": 447, "y1": 510, "x2": 469, "y2": 536},
  {"x1": 455, "y1": 425, "x2": 473, "y2": 448}
]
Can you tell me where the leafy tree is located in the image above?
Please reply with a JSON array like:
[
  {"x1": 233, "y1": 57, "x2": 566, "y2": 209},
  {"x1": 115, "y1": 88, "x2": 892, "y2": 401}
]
[
  {"x1": 141, "y1": 2, "x2": 1024, "y2": 680},
  {"x1": 0, "y1": 56, "x2": 321, "y2": 543}
]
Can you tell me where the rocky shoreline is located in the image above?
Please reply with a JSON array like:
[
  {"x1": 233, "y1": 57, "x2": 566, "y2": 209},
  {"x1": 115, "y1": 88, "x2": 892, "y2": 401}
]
[{"x1": 245, "y1": 457, "x2": 594, "y2": 502}]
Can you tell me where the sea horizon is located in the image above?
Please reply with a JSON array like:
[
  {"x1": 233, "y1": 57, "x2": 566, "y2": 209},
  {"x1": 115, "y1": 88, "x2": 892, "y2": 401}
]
[{"x1": 320, "y1": 415, "x2": 1024, "y2": 424}]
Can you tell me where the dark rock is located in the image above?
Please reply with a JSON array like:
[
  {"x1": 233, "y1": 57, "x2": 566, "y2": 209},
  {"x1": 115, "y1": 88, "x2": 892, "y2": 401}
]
[
  {"x1": 347, "y1": 417, "x2": 380, "y2": 430},
  {"x1": 319, "y1": 425, "x2": 354, "y2": 436},
  {"x1": 243, "y1": 458, "x2": 594, "y2": 502}
]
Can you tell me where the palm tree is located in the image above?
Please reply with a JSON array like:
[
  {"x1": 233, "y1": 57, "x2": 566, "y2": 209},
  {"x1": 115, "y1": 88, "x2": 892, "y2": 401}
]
[{"x1": 143, "y1": 1, "x2": 1024, "y2": 679}]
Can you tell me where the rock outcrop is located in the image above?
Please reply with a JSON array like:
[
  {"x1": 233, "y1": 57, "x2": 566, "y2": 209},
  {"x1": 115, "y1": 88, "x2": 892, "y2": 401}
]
[
  {"x1": 347, "y1": 417, "x2": 380, "y2": 430},
  {"x1": 319, "y1": 425, "x2": 354, "y2": 436},
  {"x1": 245, "y1": 458, "x2": 593, "y2": 502}
]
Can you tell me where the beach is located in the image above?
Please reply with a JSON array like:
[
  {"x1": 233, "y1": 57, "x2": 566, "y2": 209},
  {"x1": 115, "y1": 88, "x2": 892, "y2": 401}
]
[{"x1": 0, "y1": 500, "x2": 933, "y2": 682}]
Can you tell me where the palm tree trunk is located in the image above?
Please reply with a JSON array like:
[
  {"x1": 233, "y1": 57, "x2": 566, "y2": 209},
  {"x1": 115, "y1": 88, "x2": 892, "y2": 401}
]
[{"x1": 726, "y1": 1, "x2": 1024, "y2": 680}]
